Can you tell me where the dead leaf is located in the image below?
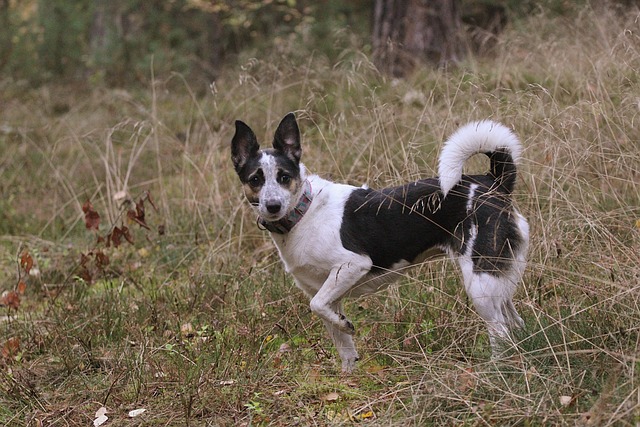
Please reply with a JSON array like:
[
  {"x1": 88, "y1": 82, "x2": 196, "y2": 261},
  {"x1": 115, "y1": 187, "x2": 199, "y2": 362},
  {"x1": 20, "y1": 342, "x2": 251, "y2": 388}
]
[
  {"x1": 326, "y1": 409, "x2": 350, "y2": 422},
  {"x1": 307, "y1": 365, "x2": 321, "y2": 382},
  {"x1": 82, "y1": 200, "x2": 101, "y2": 231},
  {"x1": 108, "y1": 226, "x2": 123, "y2": 248},
  {"x1": 77, "y1": 266, "x2": 93, "y2": 283},
  {"x1": 278, "y1": 343, "x2": 291, "y2": 353},
  {"x1": 353, "y1": 410, "x2": 375, "y2": 421},
  {"x1": 1, "y1": 291, "x2": 20, "y2": 309},
  {"x1": 559, "y1": 395, "x2": 573, "y2": 406},
  {"x1": 128, "y1": 198, "x2": 150, "y2": 230},
  {"x1": 128, "y1": 408, "x2": 146, "y2": 417},
  {"x1": 94, "y1": 251, "x2": 109, "y2": 269},
  {"x1": 113, "y1": 190, "x2": 128, "y2": 202},
  {"x1": 137, "y1": 247, "x2": 149, "y2": 258},
  {"x1": 181, "y1": 323, "x2": 194, "y2": 337},
  {"x1": 365, "y1": 363, "x2": 385, "y2": 375},
  {"x1": 145, "y1": 191, "x2": 158, "y2": 211},
  {"x1": 93, "y1": 415, "x2": 108, "y2": 426},
  {"x1": 2, "y1": 337, "x2": 20, "y2": 359},
  {"x1": 122, "y1": 226, "x2": 134, "y2": 244},
  {"x1": 80, "y1": 252, "x2": 91, "y2": 267},
  {"x1": 17, "y1": 281, "x2": 27, "y2": 295},
  {"x1": 321, "y1": 391, "x2": 340, "y2": 402},
  {"x1": 93, "y1": 405, "x2": 108, "y2": 427},
  {"x1": 28, "y1": 267, "x2": 40, "y2": 278},
  {"x1": 20, "y1": 251, "x2": 33, "y2": 275}
]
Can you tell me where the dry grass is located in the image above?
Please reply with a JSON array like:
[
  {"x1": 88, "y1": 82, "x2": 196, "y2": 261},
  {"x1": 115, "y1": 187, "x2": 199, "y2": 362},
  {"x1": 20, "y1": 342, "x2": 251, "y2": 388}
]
[{"x1": 1, "y1": 5, "x2": 639, "y2": 426}]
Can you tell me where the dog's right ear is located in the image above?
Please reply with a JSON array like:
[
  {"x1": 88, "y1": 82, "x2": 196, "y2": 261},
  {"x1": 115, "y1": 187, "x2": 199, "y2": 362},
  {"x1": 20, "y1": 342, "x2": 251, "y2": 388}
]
[{"x1": 231, "y1": 120, "x2": 260, "y2": 172}]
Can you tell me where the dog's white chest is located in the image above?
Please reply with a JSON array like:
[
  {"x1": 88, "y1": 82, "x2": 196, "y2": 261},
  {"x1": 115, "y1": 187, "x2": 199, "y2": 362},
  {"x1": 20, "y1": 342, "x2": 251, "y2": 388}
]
[{"x1": 269, "y1": 178, "x2": 366, "y2": 294}]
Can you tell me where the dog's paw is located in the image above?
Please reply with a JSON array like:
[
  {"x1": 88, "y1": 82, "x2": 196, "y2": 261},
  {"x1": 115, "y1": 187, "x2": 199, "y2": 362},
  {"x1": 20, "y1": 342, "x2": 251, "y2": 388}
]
[
  {"x1": 339, "y1": 314, "x2": 356, "y2": 335},
  {"x1": 341, "y1": 355, "x2": 359, "y2": 374}
]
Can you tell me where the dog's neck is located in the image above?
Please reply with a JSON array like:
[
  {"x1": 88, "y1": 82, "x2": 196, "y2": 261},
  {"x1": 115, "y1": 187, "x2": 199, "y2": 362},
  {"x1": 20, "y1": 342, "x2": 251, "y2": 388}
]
[{"x1": 259, "y1": 179, "x2": 313, "y2": 234}]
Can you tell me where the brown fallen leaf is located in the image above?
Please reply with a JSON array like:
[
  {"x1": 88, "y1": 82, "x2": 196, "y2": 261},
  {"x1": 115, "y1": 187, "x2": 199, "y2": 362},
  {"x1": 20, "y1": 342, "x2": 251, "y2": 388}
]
[
  {"x1": 320, "y1": 391, "x2": 340, "y2": 402},
  {"x1": 1, "y1": 337, "x2": 20, "y2": 360}
]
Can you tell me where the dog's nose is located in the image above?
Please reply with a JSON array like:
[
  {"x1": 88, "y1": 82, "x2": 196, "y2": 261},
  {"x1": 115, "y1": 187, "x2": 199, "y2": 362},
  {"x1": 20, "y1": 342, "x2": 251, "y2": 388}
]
[{"x1": 266, "y1": 202, "x2": 281, "y2": 214}]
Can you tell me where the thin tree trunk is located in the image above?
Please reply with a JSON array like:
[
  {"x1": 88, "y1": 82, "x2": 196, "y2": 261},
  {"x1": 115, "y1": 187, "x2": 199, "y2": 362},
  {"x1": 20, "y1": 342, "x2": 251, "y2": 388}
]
[
  {"x1": 0, "y1": 0, "x2": 11, "y2": 71},
  {"x1": 372, "y1": 0, "x2": 464, "y2": 77},
  {"x1": 88, "y1": 0, "x2": 107, "y2": 78},
  {"x1": 206, "y1": 11, "x2": 223, "y2": 78}
]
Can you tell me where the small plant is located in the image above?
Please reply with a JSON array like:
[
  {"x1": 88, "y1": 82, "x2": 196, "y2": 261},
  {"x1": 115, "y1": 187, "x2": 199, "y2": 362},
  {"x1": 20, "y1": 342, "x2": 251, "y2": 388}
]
[
  {"x1": 245, "y1": 393, "x2": 266, "y2": 425},
  {"x1": 75, "y1": 191, "x2": 161, "y2": 284},
  {"x1": 0, "y1": 250, "x2": 33, "y2": 312}
]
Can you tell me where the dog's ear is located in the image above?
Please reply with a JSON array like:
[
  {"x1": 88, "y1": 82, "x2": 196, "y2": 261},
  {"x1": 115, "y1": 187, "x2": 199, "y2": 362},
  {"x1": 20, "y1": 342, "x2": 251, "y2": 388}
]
[
  {"x1": 273, "y1": 112, "x2": 301, "y2": 164},
  {"x1": 232, "y1": 120, "x2": 260, "y2": 172}
]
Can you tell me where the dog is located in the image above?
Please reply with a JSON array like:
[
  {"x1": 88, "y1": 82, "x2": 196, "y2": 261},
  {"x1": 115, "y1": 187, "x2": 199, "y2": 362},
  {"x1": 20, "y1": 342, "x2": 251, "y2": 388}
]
[{"x1": 231, "y1": 112, "x2": 529, "y2": 373}]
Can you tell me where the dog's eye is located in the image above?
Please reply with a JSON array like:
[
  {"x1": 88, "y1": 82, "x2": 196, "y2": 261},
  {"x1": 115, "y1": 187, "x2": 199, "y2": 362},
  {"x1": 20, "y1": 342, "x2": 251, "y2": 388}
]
[
  {"x1": 249, "y1": 175, "x2": 262, "y2": 187},
  {"x1": 279, "y1": 174, "x2": 291, "y2": 185}
]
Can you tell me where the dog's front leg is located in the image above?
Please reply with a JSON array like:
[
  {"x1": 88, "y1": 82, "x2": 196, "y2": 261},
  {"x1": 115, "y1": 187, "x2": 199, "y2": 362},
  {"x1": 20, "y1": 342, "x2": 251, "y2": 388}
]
[
  {"x1": 321, "y1": 304, "x2": 359, "y2": 373},
  {"x1": 309, "y1": 258, "x2": 371, "y2": 335}
]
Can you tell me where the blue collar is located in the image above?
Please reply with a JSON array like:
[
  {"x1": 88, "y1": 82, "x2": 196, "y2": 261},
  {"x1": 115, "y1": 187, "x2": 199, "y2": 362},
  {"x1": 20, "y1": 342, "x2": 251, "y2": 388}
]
[{"x1": 258, "y1": 180, "x2": 313, "y2": 234}]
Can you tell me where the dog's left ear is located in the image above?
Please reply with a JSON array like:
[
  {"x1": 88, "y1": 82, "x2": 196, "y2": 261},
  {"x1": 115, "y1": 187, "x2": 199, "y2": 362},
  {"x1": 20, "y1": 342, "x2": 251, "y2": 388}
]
[{"x1": 273, "y1": 112, "x2": 301, "y2": 164}]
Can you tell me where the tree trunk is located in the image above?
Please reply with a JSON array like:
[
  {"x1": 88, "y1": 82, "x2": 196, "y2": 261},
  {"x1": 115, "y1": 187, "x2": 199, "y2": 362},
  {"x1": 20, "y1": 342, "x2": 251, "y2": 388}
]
[
  {"x1": 372, "y1": 0, "x2": 464, "y2": 77},
  {"x1": 0, "y1": 0, "x2": 11, "y2": 71},
  {"x1": 89, "y1": 0, "x2": 107, "y2": 74},
  {"x1": 205, "y1": 11, "x2": 223, "y2": 78}
]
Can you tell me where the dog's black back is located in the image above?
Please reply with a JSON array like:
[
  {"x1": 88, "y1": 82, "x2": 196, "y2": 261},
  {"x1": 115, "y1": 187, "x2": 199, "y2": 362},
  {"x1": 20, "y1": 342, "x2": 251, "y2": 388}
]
[{"x1": 340, "y1": 175, "x2": 524, "y2": 275}]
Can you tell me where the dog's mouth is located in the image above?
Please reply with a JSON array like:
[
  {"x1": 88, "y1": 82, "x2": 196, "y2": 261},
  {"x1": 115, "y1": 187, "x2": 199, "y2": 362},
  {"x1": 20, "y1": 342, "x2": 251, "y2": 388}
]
[
  {"x1": 250, "y1": 203, "x2": 286, "y2": 222},
  {"x1": 255, "y1": 199, "x2": 289, "y2": 222},
  {"x1": 259, "y1": 211, "x2": 286, "y2": 222}
]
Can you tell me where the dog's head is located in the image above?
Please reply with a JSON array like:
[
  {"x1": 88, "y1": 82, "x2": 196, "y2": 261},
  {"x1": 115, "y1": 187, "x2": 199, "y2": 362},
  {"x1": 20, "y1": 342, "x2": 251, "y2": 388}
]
[{"x1": 231, "y1": 113, "x2": 305, "y2": 222}]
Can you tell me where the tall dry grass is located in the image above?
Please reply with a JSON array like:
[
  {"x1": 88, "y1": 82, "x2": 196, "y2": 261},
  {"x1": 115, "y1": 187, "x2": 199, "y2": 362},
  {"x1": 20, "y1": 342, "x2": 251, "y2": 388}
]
[{"x1": 0, "y1": 4, "x2": 639, "y2": 426}]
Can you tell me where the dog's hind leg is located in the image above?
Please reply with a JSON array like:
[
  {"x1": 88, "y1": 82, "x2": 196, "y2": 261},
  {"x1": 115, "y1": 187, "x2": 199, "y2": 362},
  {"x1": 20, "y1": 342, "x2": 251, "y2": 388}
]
[
  {"x1": 458, "y1": 251, "x2": 522, "y2": 356},
  {"x1": 463, "y1": 269, "x2": 527, "y2": 358}
]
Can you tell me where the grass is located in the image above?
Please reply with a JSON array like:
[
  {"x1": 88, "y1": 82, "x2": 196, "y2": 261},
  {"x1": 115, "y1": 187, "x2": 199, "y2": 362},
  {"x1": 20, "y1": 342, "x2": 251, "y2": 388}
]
[{"x1": 1, "y1": 5, "x2": 640, "y2": 426}]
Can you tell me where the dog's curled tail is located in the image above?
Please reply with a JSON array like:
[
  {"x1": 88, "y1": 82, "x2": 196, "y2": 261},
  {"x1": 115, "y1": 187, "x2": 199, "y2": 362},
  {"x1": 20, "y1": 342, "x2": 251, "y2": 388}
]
[{"x1": 438, "y1": 120, "x2": 523, "y2": 197}]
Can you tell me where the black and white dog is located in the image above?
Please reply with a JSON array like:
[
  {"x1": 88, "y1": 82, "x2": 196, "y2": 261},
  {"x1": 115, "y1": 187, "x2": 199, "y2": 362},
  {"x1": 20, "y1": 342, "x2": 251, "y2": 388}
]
[{"x1": 231, "y1": 113, "x2": 529, "y2": 373}]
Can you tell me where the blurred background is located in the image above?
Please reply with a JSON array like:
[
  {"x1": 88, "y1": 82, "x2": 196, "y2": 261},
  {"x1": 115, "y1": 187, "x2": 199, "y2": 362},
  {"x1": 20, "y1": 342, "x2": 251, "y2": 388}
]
[{"x1": 2, "y1": 0, "x2": 636, "y2": 87}]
